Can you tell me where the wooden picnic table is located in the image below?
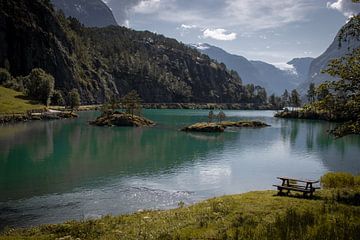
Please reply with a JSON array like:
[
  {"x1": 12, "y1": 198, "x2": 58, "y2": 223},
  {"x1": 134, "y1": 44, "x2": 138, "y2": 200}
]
[{"x1": 273, "y1": 177, "x2": 320, "y2": 197}]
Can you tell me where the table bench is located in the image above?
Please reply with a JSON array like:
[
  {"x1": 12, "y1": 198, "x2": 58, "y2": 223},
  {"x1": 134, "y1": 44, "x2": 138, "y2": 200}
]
[{"x1": 273, "y1": 177, "x2": 320, "y2": 197}]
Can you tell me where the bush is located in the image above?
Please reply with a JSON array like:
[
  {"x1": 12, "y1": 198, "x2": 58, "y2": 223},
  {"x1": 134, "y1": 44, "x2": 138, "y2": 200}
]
[
  {"x1": 24, "y1": 68, "x2": 54, "y2": 105},
  {"x1": 68, "y1": 89, "x2": 80, "y2": 111},
  {"x1": 0, "y1": 68, "x2": 11, "y2": 84},
  {"x1": 51, "y1": 90, "x2": 65, "y2": 106},
  {"x1": 321, "y1": 172, "x2": 357, "y2": 188}
]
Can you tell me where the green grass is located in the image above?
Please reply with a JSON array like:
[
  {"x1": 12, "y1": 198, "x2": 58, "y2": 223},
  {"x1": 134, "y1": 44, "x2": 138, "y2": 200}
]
[
  {"x1": 1, "y1": 189, "x2": 360, "y2": 240},
  {"x1": 0, "y1": 86, "x2": 44, "y2": 114}
]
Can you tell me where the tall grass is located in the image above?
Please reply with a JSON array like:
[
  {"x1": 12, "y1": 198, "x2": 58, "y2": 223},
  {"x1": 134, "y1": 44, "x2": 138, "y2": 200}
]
[{"x1": 321, "y1": 172, "x2": 360, "y2": 188}]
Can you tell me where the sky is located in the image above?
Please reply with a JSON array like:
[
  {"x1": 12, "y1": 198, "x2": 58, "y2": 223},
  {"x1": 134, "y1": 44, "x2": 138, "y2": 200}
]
[{"x1": 102, "y1": 0, "x2": 360, "y2": 67}]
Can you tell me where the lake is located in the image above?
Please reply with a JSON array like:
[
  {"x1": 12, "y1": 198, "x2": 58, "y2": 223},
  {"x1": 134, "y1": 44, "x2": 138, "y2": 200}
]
[{"x1": 0, "y1": 110, "x2": 359, "y2": 228}]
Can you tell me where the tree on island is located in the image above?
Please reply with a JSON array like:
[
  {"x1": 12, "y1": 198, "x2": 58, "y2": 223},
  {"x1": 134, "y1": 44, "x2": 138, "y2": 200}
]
[
  {"x1": 108, "y1": 94, "x2": 120, "y2": 113},
  {"x1": 307, "y1": 83, "x2": 316, "y2": 103},
  {"x1": 121, "y1": 90, "x2": 142, "y2": 116},
  {"x1": 69, "y1": 89, "x2": 80, "y2": 112},
  {"x1": 281, "y1": 89, "x2": 290, "y2": 108},
  {"x1": 290, "y1": 89, "x2": 301, "y2": 108},
  {"x1": 218, "y1": 110, "x2": 226, "y2": 123},
  {"x1": 208, "y1": 110, "x2": 215, "y2": 123},
  {"x1": 24, "y1": 68, "x2": 54, "y2": 106}
]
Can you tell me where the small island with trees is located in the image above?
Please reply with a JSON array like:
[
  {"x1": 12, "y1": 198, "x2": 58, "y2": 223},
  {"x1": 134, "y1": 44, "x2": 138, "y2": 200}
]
[
  {"x1": 90, "y1": 90, "x2": 155, "y2": 127},
  {"x1": 181, "y1": 110, "x2": 270, "y2": 132}
]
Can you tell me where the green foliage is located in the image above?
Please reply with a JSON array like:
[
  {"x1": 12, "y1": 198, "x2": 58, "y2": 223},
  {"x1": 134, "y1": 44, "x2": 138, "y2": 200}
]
[
  {"x1": 321, "y1": 172, "x2": 359, "y2": 188},
  {"x1": 307, "y1": 83, "x2": 316, "y2": 103},
  {"x1": 24, "y1": 68, "x2": 54, "y2": 106},
  {"x1": 50, "y1": 90, "x2": 65, "y2": 106},
  {"x1": 68, "y1": 89, "x2": 80, "y2": 111},
  {"x1": 282, "y1": 89, "x2": 289, "y2": 107},
  {"x1": 283, "y1": 43, "x2": 360, "y2": 137},
  {"x1": 290, "y1": 89, "x2": 301, "y2": 107},
  {"x1": 208, "y1": 110, "x2": 215, "y2": 123},
  {"x1": 217, "y1": 110, "x2": 226, "y2": 122},
  {"x1": 120, "y1": 90, "x2": 142, "y2": 116},
  {"x1": 269, "y1": 94, "x2": 284, "y2": 109},
  {"x1": 0, "y1": 68, "x2": 11, "y2": 84}
]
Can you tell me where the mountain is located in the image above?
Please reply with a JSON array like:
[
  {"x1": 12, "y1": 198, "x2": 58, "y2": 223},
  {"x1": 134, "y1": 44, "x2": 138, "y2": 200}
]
[
  {"x1": 0, "y1": 0, "x2": 252, "y2": 104},
  {"x1": 192, "y1": 43, "x2": 312, "y2": 95},
  {"x1": 299, "y1": 15, "x2": 360, "y2": 94},
  {"x1": 51, "y1": 0, "x2": 117, "y2": 27},
  {"x1": 250, "y1": 60, "x2": 298, "y2": 94},
  {"x1": 191, "y1": 43, "x2": 261, "y2": 86},
  {"x1": 287, "y1": 57, "x2": 314, "y2": 85}
]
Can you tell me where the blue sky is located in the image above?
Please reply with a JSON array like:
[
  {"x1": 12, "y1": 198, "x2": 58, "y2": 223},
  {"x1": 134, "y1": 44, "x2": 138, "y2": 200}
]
[{"x1": 103, "y1": 0, "x2": 360, "y2": 67}]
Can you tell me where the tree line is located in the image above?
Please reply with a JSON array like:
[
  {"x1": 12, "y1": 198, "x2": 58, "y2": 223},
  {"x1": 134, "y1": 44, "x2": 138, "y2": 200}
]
[{"x1": 0, "y1": 67, "x2": 80, "y2": 110}]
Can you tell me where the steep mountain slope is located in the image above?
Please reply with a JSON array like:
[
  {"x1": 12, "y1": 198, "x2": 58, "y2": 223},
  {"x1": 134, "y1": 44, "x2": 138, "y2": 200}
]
[
  {"x1": 51, "y1": 0, "x2": 117, "y2": 27},
  {"x1": 287, "y1": 57, "x2": 314, "y2": 85},
  {"x1": 0, "y1": 0, "x2": 113, "y2": 103},
  {"x1": 299, "y1": 15, "x2": 360, "y2": 94},
  {"x1": 191, "y1": 44, "x2": 261, "y2": 86},
  {"x1": 193, "y1": 43, "x2": 311, "y2": 95},
  {"x1": 0, "y1": 0, "x2": 248, "y2": 104},
  {"x1": 250, "y1": 61, "x2": 298, "y2": 94}
]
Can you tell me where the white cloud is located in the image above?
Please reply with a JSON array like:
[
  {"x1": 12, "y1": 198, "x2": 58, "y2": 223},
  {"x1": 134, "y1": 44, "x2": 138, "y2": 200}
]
[
  {"x1": 203, "y1": 28, "x2": 237, "y2": 41},
  {"x1": 133, "y1": 0, "x2": 161, "y2": 14},
  {"x1": 327, "y1": 0, "x2": 360, "y2": 18},
  {"x1": 180, "y1": 24, "x2": 197, "y2": 29},
  {"x1": 224, "y1": 0, "x2": 315, "y2": 30},
  {"x1": 122, "y1": 0, "x2": 315, "y2": 32}
]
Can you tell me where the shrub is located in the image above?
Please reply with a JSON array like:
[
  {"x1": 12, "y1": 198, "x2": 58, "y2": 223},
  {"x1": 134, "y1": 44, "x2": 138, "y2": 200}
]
[
  {"x1": 51, "y1": 90, "x2": 65, "y2": 106},
  {"x1": 321, "y1": 172, "x2": 356, "y2": 188},
  {"x1": 68, "y1": 89, "x2": 80, "y2": 111},
  {"x1": 24, "y1": 68, "x2": 54, "y2": 105},
  {"x1": 0, "y1": 68, "x2": 11, "y2": 84}
]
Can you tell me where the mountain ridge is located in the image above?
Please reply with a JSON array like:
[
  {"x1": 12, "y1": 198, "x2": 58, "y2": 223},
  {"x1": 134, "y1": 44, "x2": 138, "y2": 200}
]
[
  {"x1": 298, "y1": 15, "x2": 360, "y2": 94},
  {"x1": 192, "y1": 43, "x2": 313, "y2": 95},
  {"x1": 0, "y1": 0, "x2": 265, "y2": 105},
  {"x1": 51, "y1": 0, "x2": 117, "y2": 27}
]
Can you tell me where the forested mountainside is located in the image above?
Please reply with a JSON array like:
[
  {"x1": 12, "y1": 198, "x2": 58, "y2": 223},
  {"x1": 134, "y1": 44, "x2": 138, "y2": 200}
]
[
  {"x1": 193, "y1": 43, "x2": 312, "y2": 95},
  {"x1": 0, "y1": 0, "x2": 265, "y2": 104},
  {"x1": 51, "y1": 0, "x2": 117, "y2": 27},
  {"x1": 299, "y1": 15, "x2": 360, "y2": 94}
]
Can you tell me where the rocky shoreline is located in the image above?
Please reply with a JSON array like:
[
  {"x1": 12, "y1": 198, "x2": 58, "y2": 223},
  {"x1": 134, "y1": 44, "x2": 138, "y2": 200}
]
[
  {"x1": 142, "y1": 103, "x2": 276, "y2": 110},
  {"x1": 0, "y1": 111, "x2": 78, "y2": 124},
  {"x1": 181, "y1": 121, "x2": 270, "y2": 132}
]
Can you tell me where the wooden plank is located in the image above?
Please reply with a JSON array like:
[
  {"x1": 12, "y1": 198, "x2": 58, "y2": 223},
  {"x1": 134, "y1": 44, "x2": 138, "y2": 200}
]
[
  {"x1": 277, "y1": 177, "x2": 319, "y2": 184},
  {"x1": 273, "y1": 185, "x2": 312, "y2": 193}
]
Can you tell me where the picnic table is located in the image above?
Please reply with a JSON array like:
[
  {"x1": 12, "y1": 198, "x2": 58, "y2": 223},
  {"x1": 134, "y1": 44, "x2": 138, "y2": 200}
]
[{"x1": 273, "y1": 177, "x2": 320, "y2": 197}]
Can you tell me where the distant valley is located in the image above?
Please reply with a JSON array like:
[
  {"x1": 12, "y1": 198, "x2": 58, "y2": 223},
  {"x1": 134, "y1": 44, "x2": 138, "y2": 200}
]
[{"x1": 192, "y1": 43, "x2": 313, "y2": 95}]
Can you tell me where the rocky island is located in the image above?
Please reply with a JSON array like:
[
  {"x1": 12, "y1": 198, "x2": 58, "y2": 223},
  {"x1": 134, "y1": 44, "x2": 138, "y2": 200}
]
[
  {"x1": 181, "y1": 120, "x2": 270, "y2": 132},
  {"x1": 90, "y1": 111, "x2": 155, "y2": 127}
]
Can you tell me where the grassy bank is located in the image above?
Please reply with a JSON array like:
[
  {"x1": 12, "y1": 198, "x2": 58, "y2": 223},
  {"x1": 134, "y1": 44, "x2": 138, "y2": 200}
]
[
  {"x1": 1, "y1": 173, "x2": 360, "y2": 240},
  {"x1": 0, "y1": 86, "x2": 44, "y2": 114}
]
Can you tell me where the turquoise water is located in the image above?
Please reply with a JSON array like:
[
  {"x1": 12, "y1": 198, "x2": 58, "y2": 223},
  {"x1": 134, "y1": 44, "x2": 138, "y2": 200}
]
[{"x1": 0, "y1": 110, "x2": 359, "y2": 228}]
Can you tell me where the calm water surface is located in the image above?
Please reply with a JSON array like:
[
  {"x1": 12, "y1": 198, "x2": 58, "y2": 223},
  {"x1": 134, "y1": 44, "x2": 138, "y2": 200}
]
[{"x1": 0, "y1": 110, "x2": 359, "y2": 228}]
